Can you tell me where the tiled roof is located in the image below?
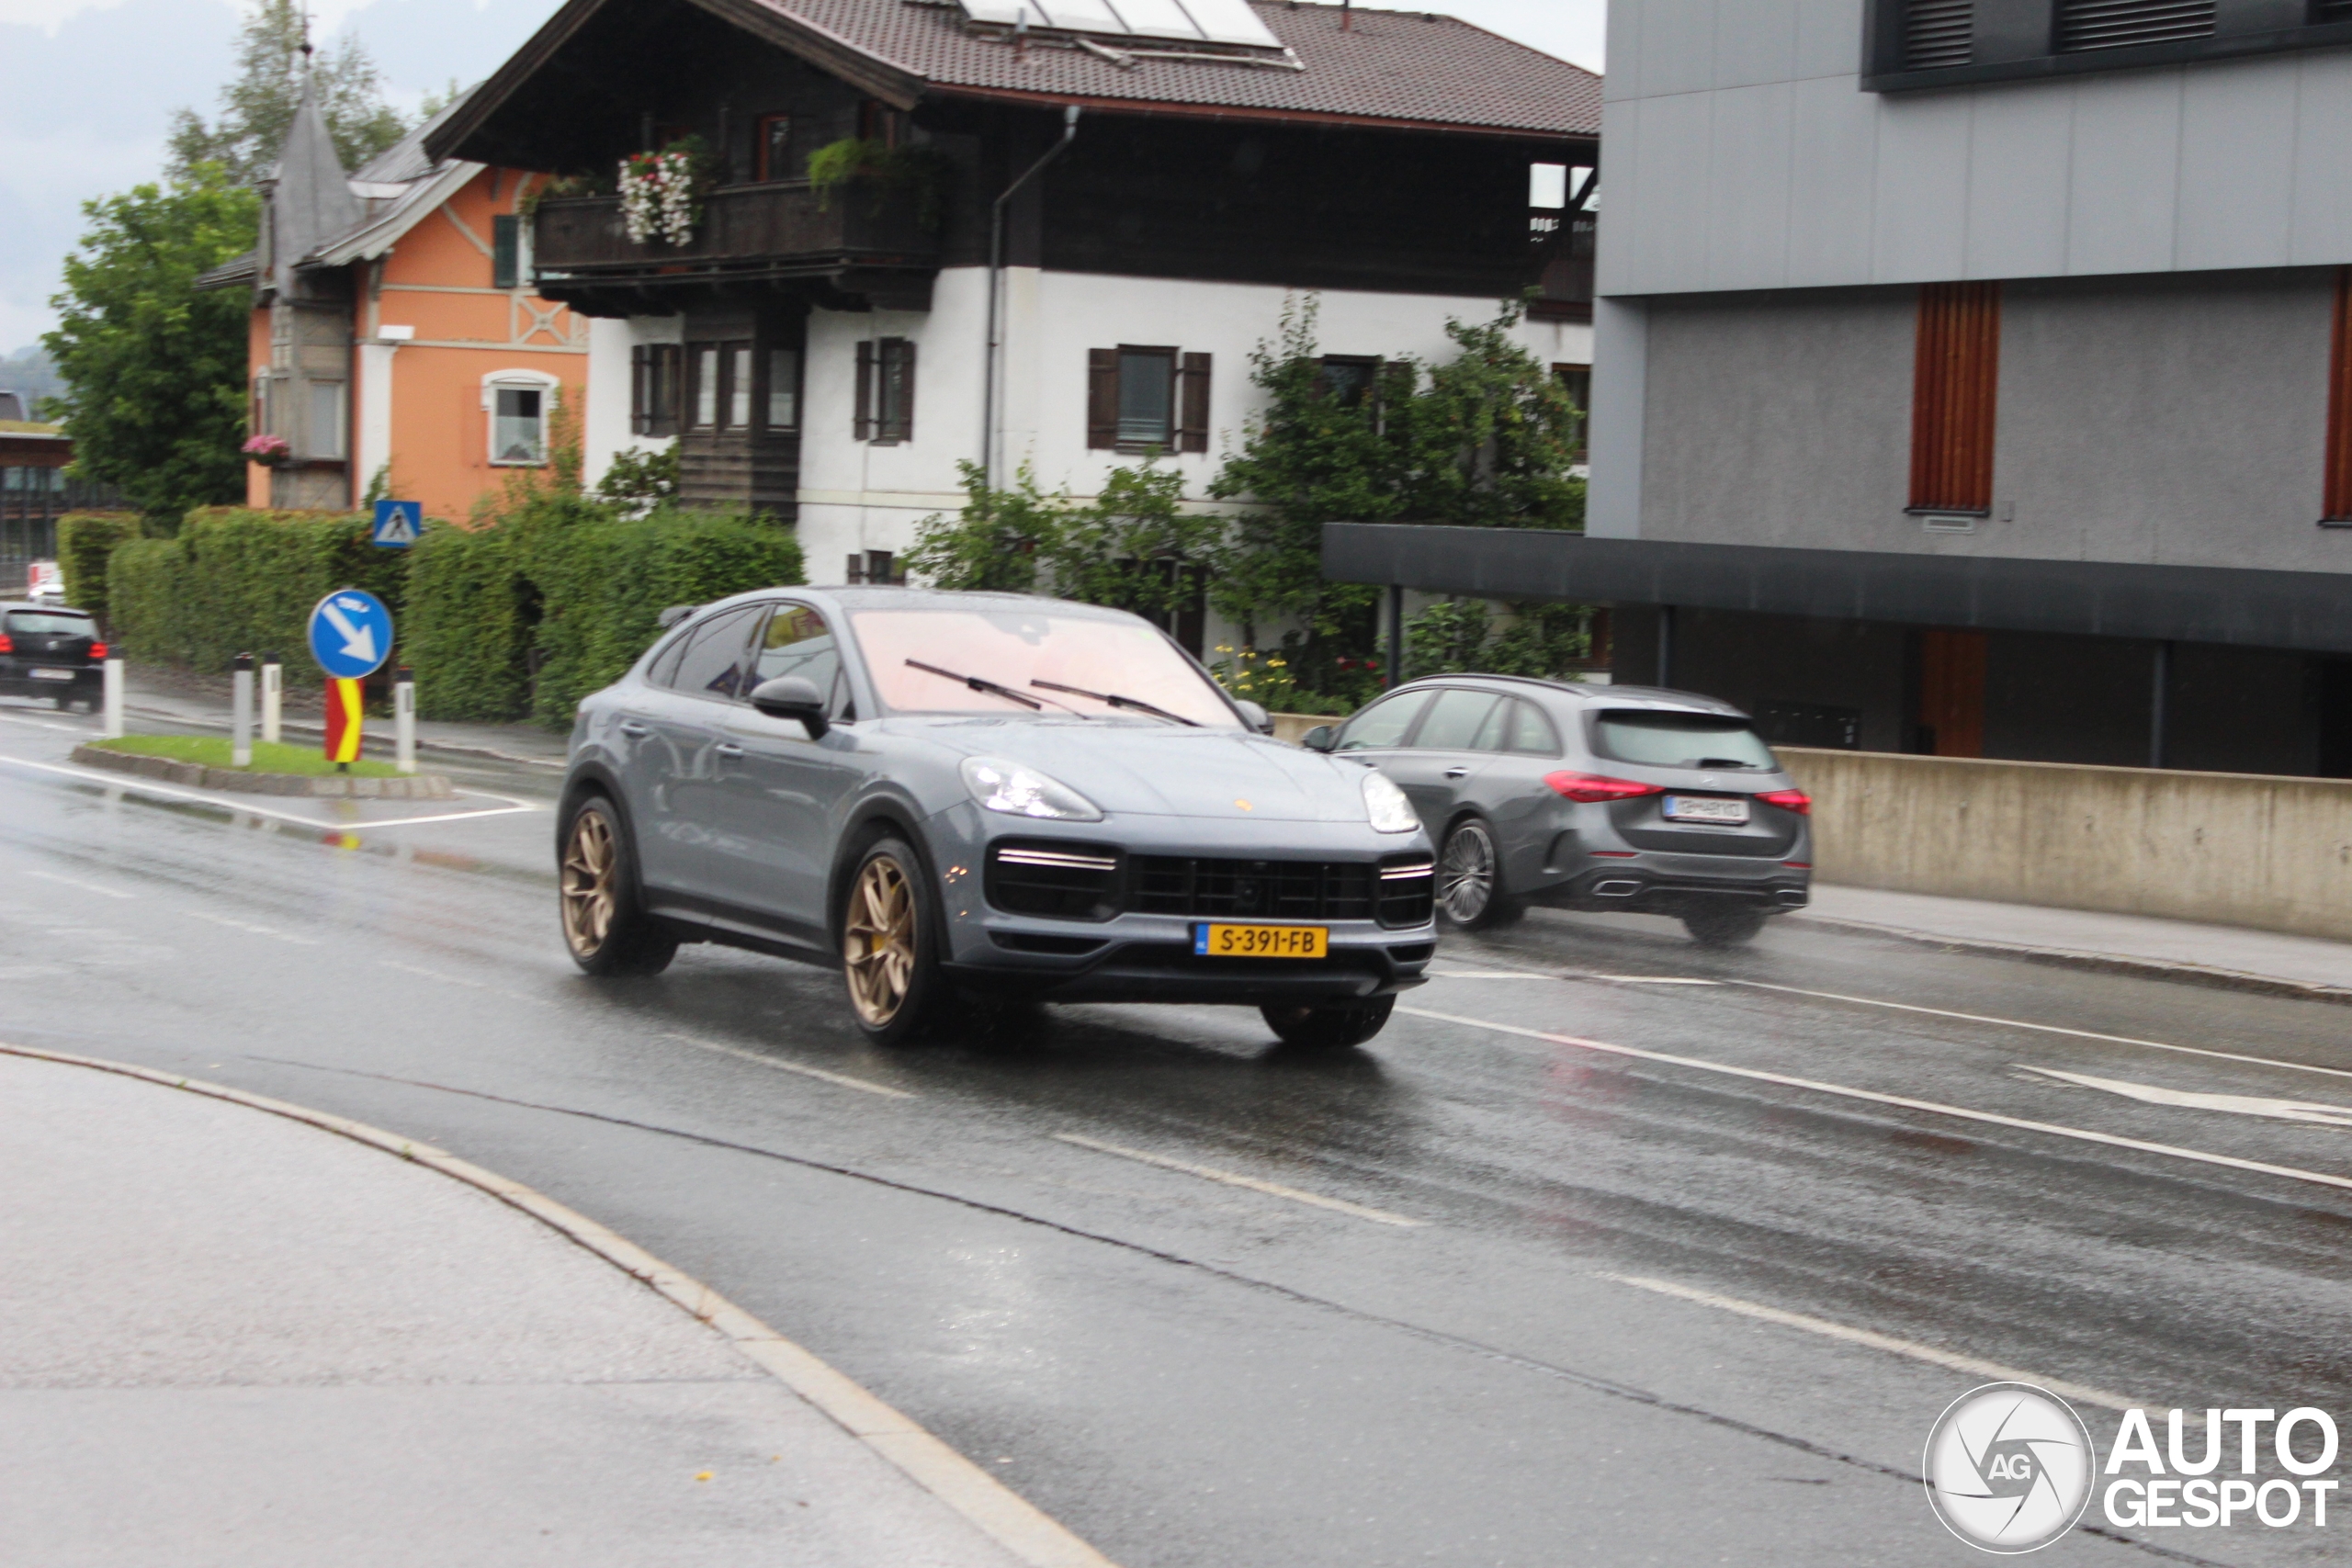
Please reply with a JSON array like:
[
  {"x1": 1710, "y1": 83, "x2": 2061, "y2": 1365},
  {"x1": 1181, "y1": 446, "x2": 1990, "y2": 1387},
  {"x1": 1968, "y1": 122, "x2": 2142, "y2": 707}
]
[
  {"x1": 774, "y1": 0, "x2": 1600, "y2": 136},
  {"x1": 350, "y1": 87, "x2": 480, "y2": 187}
]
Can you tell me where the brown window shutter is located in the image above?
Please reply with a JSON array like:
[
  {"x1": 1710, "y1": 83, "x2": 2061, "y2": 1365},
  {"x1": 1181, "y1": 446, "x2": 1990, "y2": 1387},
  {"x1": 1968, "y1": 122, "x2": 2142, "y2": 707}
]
[
  {"x1": 2327, "y1": 267, "x2": 2352, "y2": 523},
  {"x1": 1178, "y1": 352, "x2": 1211, "y2": 454},
  {"x1": 1087, "y1": 348, "x2": 1118, "y2": 449},
  {"x1": 630, "y1": 345, "x2": 648, "y2": 436},
  {"x1": 1909, "y1": 282, "x2": 2000, "y2": 513},
  {"x1": 854, "y1": 340, "x2": 875, "y2": 442}
]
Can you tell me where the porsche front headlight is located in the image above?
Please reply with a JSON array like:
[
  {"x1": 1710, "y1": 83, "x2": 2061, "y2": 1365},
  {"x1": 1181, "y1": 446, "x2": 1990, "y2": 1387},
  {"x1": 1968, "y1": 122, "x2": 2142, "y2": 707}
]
[{"x1": 960, "y1": 757, "x2": 1104, "y2": 822}]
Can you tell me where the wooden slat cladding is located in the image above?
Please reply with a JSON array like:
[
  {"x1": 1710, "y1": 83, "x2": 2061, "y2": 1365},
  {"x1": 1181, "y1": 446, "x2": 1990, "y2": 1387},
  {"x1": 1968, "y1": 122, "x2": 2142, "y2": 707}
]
[
  {"x1": 2328, "y1": 268, "x2": 2352, "y2": 523},
  {"x1": 2055, "y1": 0, "x2": 2216, "y2": 52},
  {"x1": 1917, "y1": 628, "x2": 1988, "y2": 758},
  {"x1": 1904, "y1": 0, "x2": 1974, "y2": 70},
  {"x1": 1910, "y1": 282, "x2": 2001, "y2": 514}
]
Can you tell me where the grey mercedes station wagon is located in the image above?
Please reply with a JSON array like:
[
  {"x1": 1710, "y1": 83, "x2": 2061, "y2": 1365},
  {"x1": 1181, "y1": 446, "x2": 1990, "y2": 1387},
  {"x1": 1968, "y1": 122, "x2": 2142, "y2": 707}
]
[
  {"x1": 558, "y1": 589, "x2": 1438, "y2": 1047},
  {"x1": 1302, "y1": 675, "x2": 1812, "y2": 946}
]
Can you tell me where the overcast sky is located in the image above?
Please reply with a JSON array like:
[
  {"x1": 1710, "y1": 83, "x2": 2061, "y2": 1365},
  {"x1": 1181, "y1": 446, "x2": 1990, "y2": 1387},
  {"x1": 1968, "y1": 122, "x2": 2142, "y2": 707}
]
[{"x1": 0, "y1": 0, "x2": 1606, "y2": 357}]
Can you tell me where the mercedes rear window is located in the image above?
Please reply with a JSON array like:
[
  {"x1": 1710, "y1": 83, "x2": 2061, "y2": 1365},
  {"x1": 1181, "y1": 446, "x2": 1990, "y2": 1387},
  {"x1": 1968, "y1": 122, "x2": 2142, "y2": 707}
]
[
  {"x1": 1593, "y1": 711, "x2": 1778, "y2": 772},
  {"x1": 5, "y1": 612, "x2": 94, "y2": 637}
]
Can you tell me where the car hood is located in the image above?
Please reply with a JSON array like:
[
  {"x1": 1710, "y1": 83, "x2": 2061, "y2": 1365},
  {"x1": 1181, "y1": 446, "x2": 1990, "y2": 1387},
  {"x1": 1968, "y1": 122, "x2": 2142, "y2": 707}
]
[{"x1": 895, "y1": 717, "x2": 1377, "y2": 824}]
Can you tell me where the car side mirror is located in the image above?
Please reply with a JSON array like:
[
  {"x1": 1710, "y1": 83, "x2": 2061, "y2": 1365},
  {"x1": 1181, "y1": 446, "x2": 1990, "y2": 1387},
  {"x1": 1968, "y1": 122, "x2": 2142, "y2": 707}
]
[
  {"x1": 1301, "y1": 725, "x2": 1337, "y2": 752},
  {"x1": 1236, "y1": 699, "x2": 1272, "y2": 735},
  {"x1": 750, "y1": 675, "x2": 829, "y2": 737}
]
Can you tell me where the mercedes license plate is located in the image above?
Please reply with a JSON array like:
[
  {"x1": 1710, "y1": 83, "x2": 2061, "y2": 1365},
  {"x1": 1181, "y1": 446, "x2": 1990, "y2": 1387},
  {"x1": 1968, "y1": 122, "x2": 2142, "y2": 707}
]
[
  {"x1": 1194, "y1": 923, "x2": 1329, "y2": 959},
  {"x1": 1664, "y1": 795, "x2": 1749, "y2": 825},
  {"x1": 28, "y1": 667, "x2": 74, "y2": 682}
]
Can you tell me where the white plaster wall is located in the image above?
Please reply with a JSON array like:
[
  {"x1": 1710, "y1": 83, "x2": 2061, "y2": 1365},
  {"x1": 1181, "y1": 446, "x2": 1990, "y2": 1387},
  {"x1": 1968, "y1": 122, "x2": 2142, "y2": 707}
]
[
  {"x1": 582, "y1": 314, "x2": 683, "y2": 490},
  {"x1": 794, "y1": 265, "x2": 1594, "y2": 584}
]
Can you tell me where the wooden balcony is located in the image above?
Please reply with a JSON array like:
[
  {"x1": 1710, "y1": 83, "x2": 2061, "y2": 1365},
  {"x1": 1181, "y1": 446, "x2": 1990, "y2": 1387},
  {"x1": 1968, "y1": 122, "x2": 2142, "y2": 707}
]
[
  {"x1": 1527, "y1": 212, "x2": 1596, "y2": 324},
  {"x1": 531, "y1": 179, "x2": 941, "y2": 313}
]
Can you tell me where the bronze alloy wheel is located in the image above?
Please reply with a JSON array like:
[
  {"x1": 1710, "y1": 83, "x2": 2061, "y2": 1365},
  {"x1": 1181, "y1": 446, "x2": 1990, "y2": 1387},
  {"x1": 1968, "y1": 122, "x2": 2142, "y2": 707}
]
[
  {"x1": 843, "y1": 852, "x2": 918, "y2": 1027},
  {"x1": 560, "y1": 807, "x2": 617, "y2": 958},
  {"x1": 1440, "y1": 820, "x2": 1496, "y2": 925}
]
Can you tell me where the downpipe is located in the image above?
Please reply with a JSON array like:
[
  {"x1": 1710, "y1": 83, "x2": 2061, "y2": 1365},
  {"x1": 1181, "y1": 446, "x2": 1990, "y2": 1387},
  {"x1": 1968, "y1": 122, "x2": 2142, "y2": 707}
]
[{"x1": 982, "y1": 104, "x2": 1080, "y2": 491}]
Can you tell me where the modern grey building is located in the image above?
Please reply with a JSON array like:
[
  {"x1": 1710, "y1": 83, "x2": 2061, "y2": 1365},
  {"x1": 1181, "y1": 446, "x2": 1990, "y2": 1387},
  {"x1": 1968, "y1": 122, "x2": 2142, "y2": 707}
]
[{"x1": 1355, "y1": 0, "x2": 2352, "y2": 774}]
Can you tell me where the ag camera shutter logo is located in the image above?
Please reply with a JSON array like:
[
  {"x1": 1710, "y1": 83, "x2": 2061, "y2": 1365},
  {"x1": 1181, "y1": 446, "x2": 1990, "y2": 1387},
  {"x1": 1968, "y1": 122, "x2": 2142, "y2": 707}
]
[{"x1": 1924, "y1": 1382, "x2": 2096, "y2": 1552}]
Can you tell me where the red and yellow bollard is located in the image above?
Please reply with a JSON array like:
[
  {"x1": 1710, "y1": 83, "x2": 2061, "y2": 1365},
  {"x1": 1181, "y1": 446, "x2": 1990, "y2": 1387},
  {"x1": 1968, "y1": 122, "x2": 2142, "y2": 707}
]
[{"x1": 324, "y1": 677, "x2": 364, "y2": 765}]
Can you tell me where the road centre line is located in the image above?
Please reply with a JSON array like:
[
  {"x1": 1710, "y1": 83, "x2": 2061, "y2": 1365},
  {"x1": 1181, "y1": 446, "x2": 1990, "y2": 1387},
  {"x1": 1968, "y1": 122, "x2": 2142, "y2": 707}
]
[
  {"x1": 1052, "y1": 1133, "x2": 1427, "y2": 1227},
  {"x1": 2016, "y1": 1064, "x2": 2352, "y2": 1130},
  {"x1": 0, "y1": 753, "x2": 536, "y2": 829},
  {"x1": 1398, "y1": 1004, "x2": 2352, "y2": 1198},
  {"x1": 22, "y1": 868, "x2": 135, "y2": 900},
  {"x1": 662, "y1": 1032, "x2": 916, "y2": 1100},
  {"x1": 1726, "y1": 979, "x2": 2352, "y2": 1085},
  {"x1": 1597, "y1": 1272, "x2": 2140, "y2": 1414}
]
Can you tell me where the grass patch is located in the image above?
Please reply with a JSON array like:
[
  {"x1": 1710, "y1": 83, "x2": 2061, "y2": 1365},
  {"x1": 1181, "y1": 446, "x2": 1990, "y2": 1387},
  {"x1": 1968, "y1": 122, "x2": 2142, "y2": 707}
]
[{"x1": 92, "y1": 734, "x2": 408, "y2": 778}]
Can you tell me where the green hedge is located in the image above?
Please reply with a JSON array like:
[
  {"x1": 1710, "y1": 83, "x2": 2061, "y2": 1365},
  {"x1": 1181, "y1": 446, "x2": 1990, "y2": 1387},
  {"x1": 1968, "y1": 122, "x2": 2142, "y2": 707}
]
[
  {"x1": 175, "y1": 508, "x2": 410, "y2": 672},
  {"x1": 404, "y1": 522, "x2": 530, "y2": 722},
  {"x1": 527, "y1": 508, "x2": 805, "y2": 728},
  {"x1": 108, "y1": 537, "x2": 195, "y2": 665},
  {"x1": 56, "y1": 513, "x2": 139, "y2": 626}
]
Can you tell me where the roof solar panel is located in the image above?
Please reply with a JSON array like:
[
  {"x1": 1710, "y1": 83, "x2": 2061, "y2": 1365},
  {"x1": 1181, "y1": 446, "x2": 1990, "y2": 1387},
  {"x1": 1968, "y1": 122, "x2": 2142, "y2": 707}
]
[
  {"x1": 1103, "y1": 0, "x2": 1210, "y2": 40},
  {"x1": 1172, "y1": 0, "x2": 1282, "y2": 48},
  {"x1": 959, "y1": 0, "x2": 1031, "y2": 22},
  {"x1": 1040, "y1": 0, "x2": 1130, "y2": 32}
]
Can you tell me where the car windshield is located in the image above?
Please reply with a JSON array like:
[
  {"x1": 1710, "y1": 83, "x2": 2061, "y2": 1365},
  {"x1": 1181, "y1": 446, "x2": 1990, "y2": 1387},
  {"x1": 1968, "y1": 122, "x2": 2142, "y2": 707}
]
[
  {"x1": 849, "y1": 607, "x2": 1240, "y2": 728},
  {"x1": 5, "y1": 612, "x2": 93, "y2": 637},
  {"x1": 1593, "y1": 711, "x2": 1779, "y2": 771}
]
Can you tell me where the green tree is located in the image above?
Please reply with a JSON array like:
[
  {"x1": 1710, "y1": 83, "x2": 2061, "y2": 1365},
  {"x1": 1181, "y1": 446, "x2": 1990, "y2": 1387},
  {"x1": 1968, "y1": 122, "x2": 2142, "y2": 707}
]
[
  {"x1": 166, "y1": 0, "x2": 408, "y2": 185},
  {"x1": 1391, "y1": 303, "x2": 1587, "y2": 531},
  {"x1": 42, "y1": 167, "x2": 261, "y2": 525},
  {"x1": 904, "y1": 462, "x2": 1057, "y2": 594},
  {"x1": 1044, "y1": 460, "x2": 1225, "y2": 624}
]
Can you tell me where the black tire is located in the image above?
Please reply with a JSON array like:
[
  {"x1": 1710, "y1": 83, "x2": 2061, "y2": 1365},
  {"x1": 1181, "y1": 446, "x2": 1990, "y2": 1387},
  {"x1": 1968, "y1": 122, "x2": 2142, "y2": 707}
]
[
  {"x1": 839, "y1": 835, "x2": 948, "y2": 1045},
  {"x1": 1436, "y1": 818, "x2": 1522, "y2": 931},
  {"x1": 1682, "y1": 903, "x2": 1769, "y2": 948},
  {"x1": 558, "y1": 795, "x2": 679, "y2": 976},
  {"x1": 1261, "y1": 996, "x2": 1396, "y2": 1050}
]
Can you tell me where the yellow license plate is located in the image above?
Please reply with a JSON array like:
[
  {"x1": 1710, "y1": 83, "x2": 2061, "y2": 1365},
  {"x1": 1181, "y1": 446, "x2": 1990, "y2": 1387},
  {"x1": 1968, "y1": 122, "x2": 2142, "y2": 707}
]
[{"x1": 1194, "y1": 923, "x2": 1329, "y2": 959}]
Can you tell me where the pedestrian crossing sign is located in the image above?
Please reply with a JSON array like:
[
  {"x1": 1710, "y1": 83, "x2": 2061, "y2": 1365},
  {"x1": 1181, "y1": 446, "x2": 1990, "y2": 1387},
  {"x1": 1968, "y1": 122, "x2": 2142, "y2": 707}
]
[{"x1": 371, "y1": 500, "x2": 422, "y2": 548}]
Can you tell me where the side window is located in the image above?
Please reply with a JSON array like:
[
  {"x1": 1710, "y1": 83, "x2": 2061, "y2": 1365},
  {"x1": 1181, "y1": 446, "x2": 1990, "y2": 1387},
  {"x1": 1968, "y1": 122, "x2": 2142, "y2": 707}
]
[
  {"x1": 664, "y1": 606, "x2": 763, "y2": 702},
  {"x1": 1509, "y1": 700, "x2": 1564, "y2": 757},
  {"x1": 752, "y1": 604, "x2": 848, "y2": 716},
  {"x1": 855, "y1": 338, "x2": 915, "y2": 444},
  {"x1": 1409, "y1": 689, "x2": 1502, "y2": 750},
  {"x1": 1335, "y1": 691, "x2": 1430, "y2": 752},
  {"x1": 1088, "y1": 346, "x2": 1210, "y2": 454}
]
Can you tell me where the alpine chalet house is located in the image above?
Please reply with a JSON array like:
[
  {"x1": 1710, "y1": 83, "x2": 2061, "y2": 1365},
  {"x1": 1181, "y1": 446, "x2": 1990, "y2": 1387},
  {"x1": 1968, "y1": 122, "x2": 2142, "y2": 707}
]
[
  {"x1": 1334, "y1": 0, "x2": 2352, "y2": 775},
  {"x1": 198, "y1": 82, "x2": 592, "y2": 518},
  {"x1": 423, "y1": 0, "x2": 1600, "y2": 616}
]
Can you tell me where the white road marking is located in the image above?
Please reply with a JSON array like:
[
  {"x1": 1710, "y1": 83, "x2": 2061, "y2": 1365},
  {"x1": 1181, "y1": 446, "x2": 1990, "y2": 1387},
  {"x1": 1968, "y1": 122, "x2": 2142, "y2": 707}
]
[
  {"x1": 1590, "y1": 976, "x2": 1722, "y2": 986},
  {"x1": 1399, "y1": 1004, "x2": 2352, "y2": 1197},
  {"x1": 0, "y1": 711, "x2": 86, "y2": 733},
  {"x1": 22, "y1": 869, "x2": 135, "y2": 900},
  {"x1": 1597, "y1": 1272, "x2": 2140, "y2": 1413},
  {"x1": 0, "y1": 754, "x2": 536, "y2": 829},
  {"x1": 662, "y1": 1031, "x2": 915, "y2": 1100},
  {"x1": 1429, "y1": 970, "x2": 1556, "y2": 979},
  {"x1": 2017, "y1": 1064, "x2": 2352, "y2": 1130},
  {"x1": 379, "y1": 959, "x2": 548, "y2": 1009},
  {"x1": 1052, "y1": 1132, "x2": 1427, "y2": 1227},
  {"x1": 1729, "y1": 978, "x2": 2352, "y2": 1085},
  {"x1": 187, "y1": 908, "x2": 319, "y2": 946}
]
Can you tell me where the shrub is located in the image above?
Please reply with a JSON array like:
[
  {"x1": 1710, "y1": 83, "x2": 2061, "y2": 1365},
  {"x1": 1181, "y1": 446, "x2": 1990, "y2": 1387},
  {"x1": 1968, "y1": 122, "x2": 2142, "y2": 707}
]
[
  {"x1": 107, "y1": 536, "x2": 194, "y2": 665},
  {"x1": 524, "y1": 504, "x2": 804, "y2": 728},
  {"x1": 56, "y1": 512, "x2": 139, "y2": 626},
  {"x1": 403, "y1": 523, "x2": 532, "y2": 721},
  {"x1": 174, "y1": 507, "x2": 408, "y2": 672}
]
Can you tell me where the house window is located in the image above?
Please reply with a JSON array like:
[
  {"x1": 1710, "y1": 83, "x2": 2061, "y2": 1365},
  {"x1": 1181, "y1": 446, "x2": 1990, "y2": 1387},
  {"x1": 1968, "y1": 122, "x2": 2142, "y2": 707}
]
[
  {"x1": 492, "y1": 215, "x2": 519, "y2": 289},
  {"x1": 483, "y1": 371, "x2": 558, "y2": 466},
  {"x1": 726, "y1": 344, "x2": 754, "y2": 429},
  {"x1": 857, "y1": 102, "x2": 905, "y2": 147},
  {"x1": 845, "y1": 549, "x2": 899, "y2": 585},
  {"x1": 307, "y1": 380, "x2": 346, "y2": 460},
  {"x1": 2327, "y1": 268, "x2": 2352, "y2": 524},
  {"x1": 1553, "y1": 363, "x2": 1590, "y2": 464},
  {"x1": 854, "y1": 337, "x2": 915, "y2": 444},
  {"x1": 1317, "y1": 355, "x2": 1381, "y2": 411},
  {"x1": 1088, "y1": 347, "x2": 1210, "y2": 452},
  {"x1": 756, "y1": 114, "x2": 795, "y2": 181},
  {"x1": 691, "y1": 345, "x2": 719, "y2": 430},
  {"x1": 630, "y1": 343, "x2": 683, "y2": 437},
  {"x1": 1909, "y1": 282, "x2": 2000, "y2": 514},
  {"x1": 766, "y1": 348, "x2": 800, "y2": 431}
]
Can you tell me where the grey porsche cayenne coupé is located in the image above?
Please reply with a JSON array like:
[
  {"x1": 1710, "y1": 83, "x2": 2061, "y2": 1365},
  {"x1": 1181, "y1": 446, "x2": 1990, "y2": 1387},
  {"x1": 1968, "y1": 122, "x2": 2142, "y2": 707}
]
[{"x1": 557, "y1": 589, "x2": 1438, "y2": 1047}]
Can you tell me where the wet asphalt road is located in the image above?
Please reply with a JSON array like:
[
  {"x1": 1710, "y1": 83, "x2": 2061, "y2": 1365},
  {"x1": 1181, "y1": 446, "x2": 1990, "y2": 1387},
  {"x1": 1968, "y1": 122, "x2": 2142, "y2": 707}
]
[{"x1": 5, "y1": 700, "x2": 2352, "y2": 1566}]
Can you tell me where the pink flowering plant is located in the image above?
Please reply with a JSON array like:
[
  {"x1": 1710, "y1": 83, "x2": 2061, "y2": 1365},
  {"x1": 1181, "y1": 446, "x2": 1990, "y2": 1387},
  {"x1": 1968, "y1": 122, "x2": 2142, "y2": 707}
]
[
  {"x1": 242, "y1": 434, "x2": 290, "y2": 468},
  {"x1": 618, "y1": 138, "x2": 709, "y2": 247}
]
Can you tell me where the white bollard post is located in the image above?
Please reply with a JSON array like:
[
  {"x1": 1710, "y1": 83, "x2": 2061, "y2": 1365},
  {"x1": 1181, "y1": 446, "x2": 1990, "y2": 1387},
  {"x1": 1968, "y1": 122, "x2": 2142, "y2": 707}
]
[
  {"x1": 393, "y1": 665, "x2": 416, "y2": 774},
  {"x1": 102, "y1": 650, "x2": 124, "y2": 739},
  {"x1": 231, "y1": 652, "x2": 254, "y2": 769},
  {"x1": 260, "y1": 653, "x2": 282, "y2": 745}
]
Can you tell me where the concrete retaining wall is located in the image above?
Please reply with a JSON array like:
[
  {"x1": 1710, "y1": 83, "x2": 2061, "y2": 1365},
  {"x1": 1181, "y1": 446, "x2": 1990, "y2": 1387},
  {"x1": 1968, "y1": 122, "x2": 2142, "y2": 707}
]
[{"x1": 1777, "y1": 748, "x2": 2352, "y2": 943}]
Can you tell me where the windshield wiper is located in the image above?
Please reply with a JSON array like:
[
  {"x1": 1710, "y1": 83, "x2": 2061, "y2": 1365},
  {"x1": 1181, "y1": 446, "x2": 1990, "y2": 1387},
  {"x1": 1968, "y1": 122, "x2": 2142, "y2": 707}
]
[
  {"x1": 1031, "y1": 679, "x2": 1199, "y2": 727},
  {"x1": 905, "y1": 660, "x2": 1088, "y2": 716}
]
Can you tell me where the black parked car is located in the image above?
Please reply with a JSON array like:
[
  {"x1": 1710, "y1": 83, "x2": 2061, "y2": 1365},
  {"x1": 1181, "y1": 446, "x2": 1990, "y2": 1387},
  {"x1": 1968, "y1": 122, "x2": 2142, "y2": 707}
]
[{"x1": 0, "y1": 602, "x2": 104, "y2": 708}]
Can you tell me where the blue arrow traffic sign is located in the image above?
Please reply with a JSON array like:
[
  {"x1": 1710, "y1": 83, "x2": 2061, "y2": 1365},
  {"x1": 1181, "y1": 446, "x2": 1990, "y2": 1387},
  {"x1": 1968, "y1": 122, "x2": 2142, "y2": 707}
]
[
  {"x1": 308, "y1": 588, "x2": 393, "y2": 681},
  {"x1": 371, "y1": 499, "x2": 422, "y2": 548}
]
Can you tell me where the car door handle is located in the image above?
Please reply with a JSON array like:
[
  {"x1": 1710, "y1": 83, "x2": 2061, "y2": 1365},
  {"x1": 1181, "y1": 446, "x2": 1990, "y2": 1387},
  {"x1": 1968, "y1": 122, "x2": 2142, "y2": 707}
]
[
  {"x1": 618, "y1": 721, "x2": 651, "y2": 738},
  {"x1": 714, "y1": 742, "x2": 745, "y2": 760},
  {"x1": 1444, "y1": 766, "x2": 1470, "y2": 780}
]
